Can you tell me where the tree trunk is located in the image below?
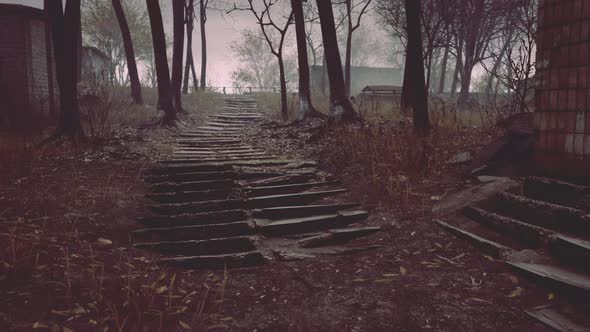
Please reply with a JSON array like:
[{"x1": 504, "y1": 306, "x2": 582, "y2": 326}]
[
  {"x1": 291, "y1": 0, "x2": 319, "y2": 121},
  {"x1": 183, "y1": 0, "x2": 195, "y2": 94},
  {"x1": 45, "y1": 0, "x2": 84, "y2": 139},
  {"x1": 199, "y1": 0, "x2": 207, "y2": 90},
  {"x1": 344, "y1": 0, "x2": 353, "y2": 97},
  {"x1": 171, "y1": 0, "x2": 184, "y2": 111},
  {"x1": 316, "y1": 0, "x2": 358, "y2": 123},
  {"x1": 404, "y1": 0, "x2": 429, "y2": 136},
  {"x1": 320, "y1": 56, "x2": 327, "y2": 96},
  {"x1": 486, "y1": 33, "x2": 512, "y2": 96},
  {"x1": 190, "y1": 60, "x2": 199, "y2": 91},
  {"x1": 278, "y1": 55, "x2": 288, "y2": 121},
  {"x1": 458, "y1": 62, "x2": 473, "y2": 107},
  {"x1": 112, "y1": 0, "x2": 143, "y2": 104},
  {"x1": 438, "y1": 44, "x2": 449, "y2": 94},
  {"x1": 146, "y1": 0, "x2": 175, "y2": 125}
]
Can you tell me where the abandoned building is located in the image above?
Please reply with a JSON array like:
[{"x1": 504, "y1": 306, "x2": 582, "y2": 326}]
[
  {"x1": 310, "y1": 65, "x2": 403, "y2": 96},
  {"x1": 534, "y1": 0, "x2": 590, "y2": 175},
  {"x1": 0, "y1": 3, "x2": 113, "y2": 132},
  {"x1": 0, "y1": 4, "x2": 57, "y2": 132},
  {"x1": 79, "y1": 45, "x2": 110, "y2": 84}
]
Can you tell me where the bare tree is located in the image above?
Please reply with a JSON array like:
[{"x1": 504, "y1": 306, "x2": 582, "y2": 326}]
[
  {"x1": 111, "y1": 0, "x2": 143, "y2": 104},
  {"x1": 171, "y1": 0, "x2": 185, "y2": 112},
  {"x1": 450, "y1": 0, "x2": 506, "y2": 109},
  {"x1": 183, "y1": 0, "x2": 198, "y2": 94},
  {"x1": 315, "y1": 0, "x2": 359, "y2": 123},
  {"x1": 341, "y1": 0, "x2": 372, "y2": 96},
  {"x1": 146, "y1": 0, "x2": 176, "y2": 125},
  {"x1": 199, "y1": 0, "x2": 210, "y2": 90},
  {"x1": 45, "y1": 0, "x2": 84, "y2": 139},
  {"x1": 404, "y1": 0, "x2": 429, "y2": 136},
  {"x1": 230, "y1": 0, "x2": 294, "y2": 121},
  {"x1": 291, "y1": 0, "x2": 324, "y2": 121}
]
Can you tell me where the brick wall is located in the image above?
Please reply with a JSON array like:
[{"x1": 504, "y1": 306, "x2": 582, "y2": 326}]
[
  {"x1": 534, "y1": 0, "x2": 590, "y2": 174},
  {"x1": 0, "y1": 8, "x2": 55, "y2": 132},
  {"x1": 0, "y1": 15, "x2": 27, "y2": 130}
]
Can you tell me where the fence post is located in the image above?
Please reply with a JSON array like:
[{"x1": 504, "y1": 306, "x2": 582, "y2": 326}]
[
  {"x1": 249, "y1": 87, "x2": 252, "y2": 93},
  {"x1": 273, "y1": 87, "x2": 276, "y2": 93},
  {"x1": 223, "y1": 87, "x2": 226, "y2": 95}
]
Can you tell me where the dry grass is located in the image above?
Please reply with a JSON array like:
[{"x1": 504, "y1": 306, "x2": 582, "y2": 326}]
[{"x1": 248, "y1": 93, "x2": 503, "y2": 216}]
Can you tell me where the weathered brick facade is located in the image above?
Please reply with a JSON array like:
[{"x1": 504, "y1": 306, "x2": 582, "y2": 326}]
[
  {"x1": 0, "y1": 4, "x2": 57, "y2": 132},
  {"x1": 535, "y1": 0, "x2": 590, "y2": 175}
]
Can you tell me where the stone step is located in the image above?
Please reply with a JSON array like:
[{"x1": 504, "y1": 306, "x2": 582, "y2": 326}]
[
  {"x1": 138, "y1": 209, "x2": 247, "y2": 227},
  {"x1": 151, "y1": 179, "x2": 235, "y2": 193},
  {"x1": 165, "y1": 156, "x2": 278, "y2": 164},
  {"x1": 148, "y1": 199, "x2": 244, "y2": 215},
  {"x1": 551, "y1": 235, "x2": 590, "y2": 273},
  {"x1": 524, "y1": 176, "x2": 590, "y2": 211},
  {"x1": 132, "y1": 220, "x2": 253, "y2": 242},
  {"x1": 463, "y1": 206, "x2": 553, "y2": 247},
  {"x1": 298, "y1": 227, "x2": 381, "y2": 248},
  {"x1": 496, "y1": 192, "x2": 590, "y2": 234},
  {"x1": 507, "y1": 261, "x2": 590, "y2": 294},
  {"x1": 147, "y1": 189, "x2": 232, "y2": 204},
  {"x1": 434, "y1": 219, "x2": 514, "y2": 258},
  {"x1": 150, "y1": 163, "x2": 233, "y2": 175},
  {"x1": 146, "y1": 171, "x2": 237, "y2": 183},
  {"x1": 247, "y1": 181, "x2": 338, "y2": 197},
  {"x1": 161, "y1": 251, "x2": 267, "y2": 269},
  {"x1": 172, "y1": 152, "x2": 269, "y2": 158},
  {"x1": 246, "y1": 189, "x2": 348, "y2": 208},
  {"x1": 252, "y1": 203, "x2": 359, "y2": 220},
  {"x1": 525, "y1": 307, "x2": 590, "y2": 332},
  {"x1": 134, "y1": 236, "x2": 256, "y2": 256},
  {"x1": 258, "y1": 211, "x2": 368, "y2": 235}
]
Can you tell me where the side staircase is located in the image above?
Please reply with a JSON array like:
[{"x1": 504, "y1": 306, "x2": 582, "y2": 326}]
[{"x1": 436, "y1": 176, "x2": 590, "y2": 331}]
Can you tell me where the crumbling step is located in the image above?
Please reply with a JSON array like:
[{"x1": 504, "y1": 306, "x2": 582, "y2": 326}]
[
  {"x1": 246, "y1": 181, "x2": 338, "y2": 197},
  {"x1": 245, "y1": 189, "x2": 348, "y2": 208},
  {"x1": 551, "y1": 235, "x2": 590, "y2": 272},
  {"x1": 161, "y1": 251, "x2": 267, "y2": 269},
  {"x1": 134, "y1": 236, "x2": 256, "y2": 256},
  {"x1": 172, "y1": 152, "x2": 270, "y2": 158},
  {"x1": 132, "y1": 221, "x2": 253, "y2": 242},
  {"x1": 165, "y1": 156, "x2": 278, "y2": 164},
  {"x1": 148, "y1": 190, "x2": 348, "y2": 215},
  {"x1": 151, "y1": 179, "x2": 235, "y2": 193},
  {"x1": 435, "y1": 219, "x2": 514, "y2": 257},
  {"x1": 495, "y1": 192, "x2": 590, "y2": 233},
  {"x1": 507, "y1": 261, "x2": 590, "y2": 294},
  {"x1": 298, "y1": 227, "x2": 381, "y2": 248},
  {"x1": 463, "y1": 206, "x2": 554, "y2": 247},
  {"x1": 525, "y1": 307, "x2": 590, "y2": 332},
  {"x1": 147, "y1": 189, "x2": 232, "y2": 204},
  {"x1": 252, "y1": 203, "x2": 359, "y2": 220},
  {"x1": 258, "y1": 211, "x2": 369, "y2": 235},
  {"x1": 146, "y1": 170, "x2": 237, "y2": 183},
  {"x1": 138, "y1": 209, "x2": 247, "y2": 227}
]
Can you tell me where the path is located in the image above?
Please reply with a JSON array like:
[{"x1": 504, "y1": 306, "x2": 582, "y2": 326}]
[{"x1": 133, "y1": 95, "x2": 380, "y2": 268}]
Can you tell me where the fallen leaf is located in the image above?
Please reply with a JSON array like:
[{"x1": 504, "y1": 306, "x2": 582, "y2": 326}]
[
  {"x1": 33, "y1": 322, "x2": 49, "y2": 329},
  {"x1": 382, "y1": 273, "x2": 399, "y2": 277},
  {"x1": 179, "y1": 320, "x2": 191, "y2": 330},
  {"x1": 508, "y1": 275, "x2": 519, "y2": 284},
  {"x1": 483, "y1": 255, "x2": 495, "y2": 262},
  {"x1": 97, "y1": 238, "x2": 112, "y2": 245},
  {"x1": 548, "y1": 293, "x2": 555, "y2": 300},
  {"x1": 400, "y1": 267, "x2": 407, "y2": 275},
  {"x1": 156, "y1": 285, "x2": 168, "y2": 294},
  {"x1": 508, "y1": 287, "x2": 523, "y2": 298}
]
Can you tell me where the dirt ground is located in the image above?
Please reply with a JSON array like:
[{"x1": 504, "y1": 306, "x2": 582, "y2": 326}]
[{"x1": 0, "y1": 116, "x2": 558, "y2": 331}]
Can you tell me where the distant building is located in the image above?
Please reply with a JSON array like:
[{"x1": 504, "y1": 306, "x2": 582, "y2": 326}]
[
  {"x1": 310, "y1": 65, "x2": 403, "y2": 96},
  {"x1": 0, "y1": 4, "x2": 57, "y2": 132},
  {"x1": 79, "y1": 46, "x2": 111, "y2": 84}
]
